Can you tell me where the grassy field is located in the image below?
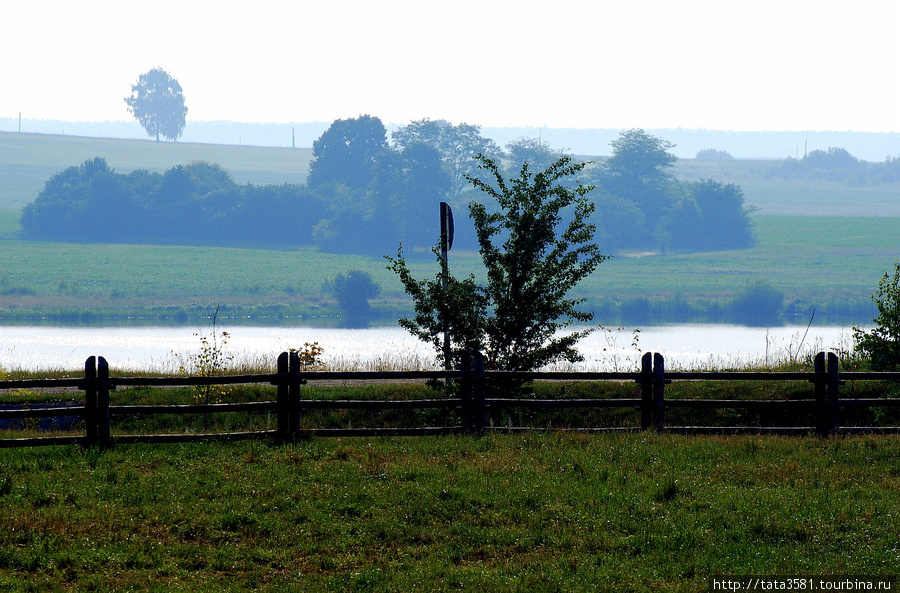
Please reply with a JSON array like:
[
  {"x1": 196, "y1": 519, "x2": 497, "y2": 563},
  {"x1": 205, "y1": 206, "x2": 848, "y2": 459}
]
[
  {"x1": 3, "y1": 130, "x2": 899, "y2": 215},
  {"x1": 1, "y1": 434, "x2": 898, "y2": 592},
  {"x1": 2, "y1": 211, "x2": 898, "y2": 325},
  {"x1": 2, "y1": 131, "x2": 899, "y2": 324},
  {"x1": 0, "y1": 132, "x2": 313, "y2": 209}
]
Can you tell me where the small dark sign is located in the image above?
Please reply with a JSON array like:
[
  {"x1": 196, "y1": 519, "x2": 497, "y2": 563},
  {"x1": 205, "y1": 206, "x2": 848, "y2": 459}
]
[{"x1": 440, "y1": 202, "x2": 454, "y2": 251}]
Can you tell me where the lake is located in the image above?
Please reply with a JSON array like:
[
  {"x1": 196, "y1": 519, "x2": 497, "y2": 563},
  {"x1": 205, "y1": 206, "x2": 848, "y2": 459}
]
[{"x1": 0, "y1": 324, "x2": 861, "y2": 372}]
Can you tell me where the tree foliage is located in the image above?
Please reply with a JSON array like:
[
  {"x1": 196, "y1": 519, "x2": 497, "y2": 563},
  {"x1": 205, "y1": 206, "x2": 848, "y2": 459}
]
[
  {"x1": 19, "y1": 159, "x2": 327, "y2": 247},
  {"x1": 21, "y1": 120, "x2": 760, "y2": 259},
  {"x1": 695, "y1": 148, "x2": 733, "y2": 160},
  {"x1": 593, "y1": 129, "x2": 677, "y2": 240},
  {"x1": 392, "y1": 118, "x2": 500, "y2": 198},
  {"x1": 124, "y1": 68, "x2": 188, "y2": 142},
  {"x1": 666, "y1": 180, "x2": 755, "y2": 251},
  {"x1": 308, "y1": 115, "x2": 389, "y2": 190},
  {"x1": 325, "y1": 270, "x2": 382, "y2": 328},
  {"x1": 854, "y1": 261, "x2": 900, "y2": 370},
  {"x1": 591, "y1": 129, "x2": 754, "y2": 253},
  {"x1": 388, "y1": 154, "x2": 608, "y2": 371},
  {"x1": 386, "y1": 247, "x2": 489, "y2": 364},
  {"x1": 504, "y1": 138, "x2": 568, "y2": 177}
]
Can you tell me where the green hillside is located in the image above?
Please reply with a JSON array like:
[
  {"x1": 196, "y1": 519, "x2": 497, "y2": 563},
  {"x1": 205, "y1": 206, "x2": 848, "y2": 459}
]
[
  {"x1": 3, "y1": 130, "x2": 899, "y2": 217},
  {"x1": 1, "y1": 209, "x2": 898, "y2": 326},
  {"x1": 2, "y1": 131, "x2": 899, "y2": 326},
  {"x1": 0, "y1": 131, "x2": 313, "y2": 209}
]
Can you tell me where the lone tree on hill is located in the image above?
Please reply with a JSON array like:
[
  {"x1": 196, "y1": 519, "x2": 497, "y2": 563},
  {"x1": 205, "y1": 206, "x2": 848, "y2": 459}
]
[
  {"x1": 124, "y1": 67, "x2": 188, "y2": 142},
  {"x1": 387, "y1": 154, "x2": 608, "y2": 371}
]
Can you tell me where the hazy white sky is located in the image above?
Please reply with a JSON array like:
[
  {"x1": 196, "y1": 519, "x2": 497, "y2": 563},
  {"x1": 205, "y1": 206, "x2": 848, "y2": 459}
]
[{"x1": 3, "y1": 0, "x2": 898, "y2": 132}]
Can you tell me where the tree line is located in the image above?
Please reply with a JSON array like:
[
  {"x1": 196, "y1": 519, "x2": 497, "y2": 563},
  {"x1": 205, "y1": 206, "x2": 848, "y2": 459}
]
[
  {"x1": 768, "y1": 146, "x2": 900, "y2": 184},
  {"x1": 20, "y1": 116, "x2": 755, "y2": 254}
]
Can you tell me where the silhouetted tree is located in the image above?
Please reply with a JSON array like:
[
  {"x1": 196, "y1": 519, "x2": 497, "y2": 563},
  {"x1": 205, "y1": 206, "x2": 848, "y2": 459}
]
[
  {"x1": 392, "y1": 118, "x2": 500, "y2": 198},
  {"x1": 504, "y1": 137, "x2": 569, "y2": 176},
  {"x1": 730, "y1": 281, "x2": 784, "y2": 326},
  {"x1": 326, "y1": 270, "x2": 382, "y2": 328},
  {"x1": 686, "y1": 179, "x2": 755, "y2": 250},
  {"x1": 594, "y1": 129, "x2": 677, "y2": 242},
  {"x1": 308, "y1": 115, "x2": 389, "y2": 190},
  {"x1": 854, "y1": 260, "x2": 900, "y2": 370},
  {"x1": 124, "y1": 67, "x2": 188, "y2": 142},
  {"x1": 369, "y1": 142, "x2": 451, "y2": 249},
  {"x1": 695, "y1": 148, "x2": 733, "y2": 160},
  {"x1": 388, "y1": 154, "x2": 608, "y2": 371}
]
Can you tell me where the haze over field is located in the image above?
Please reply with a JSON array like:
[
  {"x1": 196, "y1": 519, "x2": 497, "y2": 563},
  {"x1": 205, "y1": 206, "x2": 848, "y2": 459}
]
[{"x1": 2, "y1": 0, "x2": 897, "y2": 138}]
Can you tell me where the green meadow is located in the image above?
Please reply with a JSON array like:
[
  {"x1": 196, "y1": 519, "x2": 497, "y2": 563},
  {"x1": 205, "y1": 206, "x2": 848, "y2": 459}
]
[
  {"x1": 1, "y1": 434, "x2": 898, "y2": 592},
  {"x1": 2, "y1": 211, "x2": 898, "y2": 325},
  {"x1": 0, "y1": 131, "x2": 312, "y2": 209},
  {"x1": 2, "y1": 131, "x2": 899, "y2": 324}
]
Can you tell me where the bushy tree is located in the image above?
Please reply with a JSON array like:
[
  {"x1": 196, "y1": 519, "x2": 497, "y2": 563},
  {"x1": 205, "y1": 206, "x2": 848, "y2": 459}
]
[
  {"x1": 854, "y1": 261, "x2": 900, "y2": 369},
  {"x1": 20, "y1": 158, "x2": 153, "y2": 242},
  {"x1": 805, "y1": 147, "x2": 860, "y2": 170},
  {"x1": 593, "y1": 129, "x2": 678, "y2": 242},
  {"x1": 20, "y1": 158, "x2": 329, "y2": 248},
  {"x1": 730, "y1": 281, "x2": 784, "y2": 326},
  {"x1": 666, "y1": 179, "x2": 755, "y2": 251},
  {"x1": 695, "y1": 148, "x2": 733, "y2": 160},
  {"x1": 504, "y1": 137, "x2": 569, "y2": 176},
  {"x1": 392, "y1": 118, "x2": 500, "y2": 198},
  {"x1": 388, "y1": 154, "x2": 608, "y2": 371},
  {"x1": 124, "y1": 67, "x2": 188, "y2": 142},
  {"x1": 369, "y1": 142, "x2": 451, "y2": 249},
  {"x1": 325, "y1": 270, "x2": 382, "y2": 328},
  {"x1": 308, "y1": 115, "x2": 389, "y2": 190}
]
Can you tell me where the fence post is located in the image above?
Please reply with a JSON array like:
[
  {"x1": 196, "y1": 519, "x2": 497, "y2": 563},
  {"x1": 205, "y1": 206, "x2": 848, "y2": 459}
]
[
  {"x1": 97, "y1": 356, "x2": 111, "y2": 449},
  {"x1": 288, "y1": 351, "x2": 302, "y2": 441},
  {"x1": 814, "y1": 352, "x2": 828, "y2": 436},
  {"x1": 827, "y1": 352, "x2": 840, "y2": 435},
  {"x1": 276, "y1": 352, "x2": 289, "y2": 442},
  {"x1": 471, "y1": 351, "x2": 486, "y2": 435},
  {"x1": 653, "y1": 353, "x2": 666, "y2": 431},
  {"x1": 459, "y1": 350, "x2": 486, "y2": 435},
  {"x1": 641, "y1": 352, "x2": 653, "y2": 429},
  {"x1": 83, "y1": 356, "x2": 98, "y2": 447},
  {"x1": 460, "y1": 351, "x2": 473, "y2": 433}
]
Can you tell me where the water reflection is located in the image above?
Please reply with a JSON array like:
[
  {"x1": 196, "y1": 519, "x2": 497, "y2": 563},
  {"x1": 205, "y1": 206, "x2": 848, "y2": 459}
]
[{"x1": 0, "y1": 324, "x2": 859, "y2": 372}]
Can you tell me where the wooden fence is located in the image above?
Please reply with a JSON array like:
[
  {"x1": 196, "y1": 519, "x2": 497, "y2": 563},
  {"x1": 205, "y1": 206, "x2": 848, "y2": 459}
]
[{"x1": 2, "y1": 351, "x2": 900, "y2": 449}]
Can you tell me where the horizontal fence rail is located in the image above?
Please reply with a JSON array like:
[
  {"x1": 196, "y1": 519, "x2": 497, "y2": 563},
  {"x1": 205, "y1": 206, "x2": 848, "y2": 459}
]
[{"x1": 2, "y1": 351, "x2": 900, "y2": 448}]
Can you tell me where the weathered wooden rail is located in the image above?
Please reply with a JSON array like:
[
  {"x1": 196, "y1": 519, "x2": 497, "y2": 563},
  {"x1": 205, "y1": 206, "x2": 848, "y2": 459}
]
[{"x1": 2, "y1": 351, "x2": 899, "y2": 448}]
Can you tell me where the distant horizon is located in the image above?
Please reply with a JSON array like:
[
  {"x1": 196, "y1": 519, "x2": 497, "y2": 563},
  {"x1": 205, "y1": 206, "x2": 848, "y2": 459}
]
[
  {"x1": 2, "y1": 117, "x2": 898, "y2": 162},
  {"x1": 8, "y1": 115, "x2": 900, "y2": 134}
]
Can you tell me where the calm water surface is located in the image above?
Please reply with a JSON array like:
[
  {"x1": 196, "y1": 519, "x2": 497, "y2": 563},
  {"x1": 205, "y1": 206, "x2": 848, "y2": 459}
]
[{"x1": 0, "y1": 324, "x2": 859, "y2": 372}]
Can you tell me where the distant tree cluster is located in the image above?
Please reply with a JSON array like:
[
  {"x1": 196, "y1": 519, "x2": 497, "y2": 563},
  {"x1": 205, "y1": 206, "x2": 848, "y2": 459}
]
[
  {"x1": 588, "y1": 129, "x2": 754, "y2": 252},
  {"x1": 19, "y1": 158, "x2": 327, "y2": 247},
  {"x1": 20, "y1": 118, "x2": 756, "y2": 255},
  {"x1": 695, "y1": 148, "x2": 733, "y2": 160},
  {"x1": 770, "y1": 146, "x2": 900, "y2": 184}
]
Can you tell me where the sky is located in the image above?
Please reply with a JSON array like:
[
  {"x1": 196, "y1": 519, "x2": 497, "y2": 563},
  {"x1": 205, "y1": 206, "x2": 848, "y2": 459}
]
[{"x1": 3, "y1": 0, "x2": 899, "y2": 133}]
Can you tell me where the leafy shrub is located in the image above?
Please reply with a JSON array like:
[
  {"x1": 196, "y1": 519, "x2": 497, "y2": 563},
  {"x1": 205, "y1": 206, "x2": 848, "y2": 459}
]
[{"x1": 854, "y1": 260, "x2": 900, "y2": 370}]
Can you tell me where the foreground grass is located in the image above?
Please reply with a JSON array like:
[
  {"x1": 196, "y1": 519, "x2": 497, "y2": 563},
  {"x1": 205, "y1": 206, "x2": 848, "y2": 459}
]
[{"x1": 1, "y1": 434, "x2": 898, "y2": 592}]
